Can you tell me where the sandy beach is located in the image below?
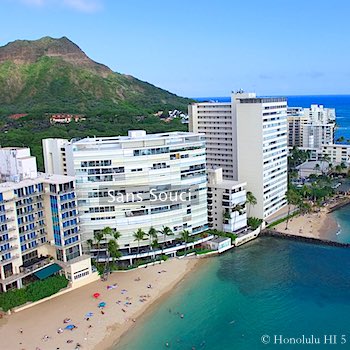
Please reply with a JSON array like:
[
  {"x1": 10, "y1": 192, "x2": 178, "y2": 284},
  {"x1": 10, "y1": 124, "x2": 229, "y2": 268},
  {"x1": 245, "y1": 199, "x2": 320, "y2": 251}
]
[
  {"x1": 274, "y1": 207, "x2": 339, "y2": 240},
  {"x1": 0, "y1": 257, "x2": 199, "y2": 350}
]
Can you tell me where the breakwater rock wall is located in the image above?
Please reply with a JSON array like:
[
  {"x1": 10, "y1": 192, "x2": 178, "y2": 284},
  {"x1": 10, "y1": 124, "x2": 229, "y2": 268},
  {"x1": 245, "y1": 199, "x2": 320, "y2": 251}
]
[{"x1": 261, "y1": 229, "x2": 350, "y2": 248}]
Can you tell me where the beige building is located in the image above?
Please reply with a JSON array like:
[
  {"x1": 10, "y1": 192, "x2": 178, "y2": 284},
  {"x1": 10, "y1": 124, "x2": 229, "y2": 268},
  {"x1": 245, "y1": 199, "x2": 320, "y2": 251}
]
[
  {"x1": 207, "y1": 167, "x2": 247, "y2": 233},
  {"x1": 190, "y1": 92, "x2": 288, "y2": 219},
  {"x1": 321, "y1": 144, "x2": 350, "y2": 165},
  {"x1": 287, "y1": 107, "x2": 308, "y2": 147},
  {"x1": 0, "y1": 147, "x2": 92, "y2": 292}
]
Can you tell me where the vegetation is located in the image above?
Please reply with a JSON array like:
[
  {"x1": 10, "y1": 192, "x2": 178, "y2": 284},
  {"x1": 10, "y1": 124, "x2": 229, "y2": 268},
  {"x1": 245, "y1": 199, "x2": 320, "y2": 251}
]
[
  {"x1": 176, "y1": 248, "x2": 213, "y2": 256},
  {"x1": 207, "y1": 229, "x2": 238, "y2": 241},
  {"x1": 0, "y1": 275, "x2": 68, "y2": 311},
  {"x1": 91, "y1": 227, "x2": 122, "y2": 277},
  {"x1": 288, "y1": 147, "x2": 311, "y2": 169},
  {"x1": 247, "y1": 217, "x2": 263, "y2": 230},
  {"x1": 0, "y1": 37, "x2": 191, "y2": 170},
  {"x1": 285, "y1": 188, "x2": 302, "y2": 229},
  {"x1": 246, "y1": 191, "x2": 257, "y2": 217},
  {"x1": 133, "y1": 228, "x2": 146, "y2": 256},
  {"x1": 266, "y1": 211, "x2": 299, "y2": 228}
]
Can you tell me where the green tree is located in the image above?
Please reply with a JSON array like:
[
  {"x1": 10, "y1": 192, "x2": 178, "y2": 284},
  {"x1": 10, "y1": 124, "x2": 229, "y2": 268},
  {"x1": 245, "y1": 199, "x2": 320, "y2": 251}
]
[
  {"x1": 133, "y1": 228, "x2": 146, "y2": 256},
  {"x1": 93, "y1": 231, "x2": 104, "y2": 263},
  {"x1": 180, "y1": 229, "x2": 191, "y2": 251},
  {"x1": 86, "y1": 239, "x2": 93, "y2": 250},
  {"x1": 107, "y1": 239, "x2": 122, "y2": 269},
  {"x1": 314, "y1": 163, "x2": 320, "y2": 174},
  {"x1": 158, "y1": 226, "x2": 173, "y2": 254},
  {"x1": 285, "y1": 189, "x2": 301, "y2": 230},
  {"x1": 246, "y1": 191, "x2": 257, "y2": 217},
  {"x1": 146, "y1": 226, "x2": 158, "y2": 259},
  {"x1": 232, "y1": 203, "x2": 245, "y2": 231}
]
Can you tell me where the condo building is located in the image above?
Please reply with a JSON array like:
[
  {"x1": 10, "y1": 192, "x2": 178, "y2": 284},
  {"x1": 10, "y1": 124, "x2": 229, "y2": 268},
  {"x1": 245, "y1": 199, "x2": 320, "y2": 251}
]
[
  {"x1": 207, "y1": 167, "x2": 247, "y2": 233},
  {"x1": 287, "y1": 107, "x2": 308, "y2": 147},
  {"x1": 287, "y1": 105, "x2": 335, "y2": 149},
  {"x1": 321, "y1": 144, "x2": 350, "y2": 165},
  {"x1": 189, "y1": 92, "x2": 288, "y2": 219},
  {"x1": 0, "y1": 147, "x2": 92, "y2": 292},
  {"x1": 43, "y1": 131, "x2": 208, "y2": 253}
]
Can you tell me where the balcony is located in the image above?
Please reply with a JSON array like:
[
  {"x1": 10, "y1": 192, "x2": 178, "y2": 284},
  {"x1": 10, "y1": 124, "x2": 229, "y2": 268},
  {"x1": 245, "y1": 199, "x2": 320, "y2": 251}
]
[
  {"x1": 0, "y1": 254, "x2": 20, "y2": 265},
  {"x1": 19, "y1": 256, "x2": 52, "y2": 274},
  {"x1": 1, "y1": 244, "x2": 19, "y2": 253}
]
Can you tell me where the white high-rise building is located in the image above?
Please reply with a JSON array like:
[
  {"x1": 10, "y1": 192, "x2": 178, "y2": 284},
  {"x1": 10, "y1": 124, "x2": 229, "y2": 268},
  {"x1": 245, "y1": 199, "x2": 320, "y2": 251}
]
[
  {"x1": 0, "y1": 147, "x2": 92, "y2": 292},
  {"x1": 207, "y1": 167, "x2": 247, "y2": 233},
  {"x1": 189, "y1": 92, "x2": 288, "y2": 219},
  {"x1": 287, "y1": 104, "x2": 335, "y2": 149},
  {"x1": 43, "y1": 131, "x2": 208, "y2": 255}
]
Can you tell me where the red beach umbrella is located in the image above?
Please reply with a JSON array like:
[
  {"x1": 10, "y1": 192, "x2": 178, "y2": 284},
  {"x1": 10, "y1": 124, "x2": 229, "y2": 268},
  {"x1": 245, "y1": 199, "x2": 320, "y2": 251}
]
[{"x1": 93, "y1": 293, "x2": 100, "y2": 299}]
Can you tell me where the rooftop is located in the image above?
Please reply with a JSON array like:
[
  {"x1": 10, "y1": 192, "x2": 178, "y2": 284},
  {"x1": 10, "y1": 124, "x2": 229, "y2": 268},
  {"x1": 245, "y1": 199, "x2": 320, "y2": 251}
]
[
  {"x1": 238, "y1": 97, "x2": 287, "y2": 104},
  {"x1": 0, "y1": 172, "x2": 75, "y2": 192},
  {"x1": 73, "y1": 130, "x2": 204, "y2": 145}
]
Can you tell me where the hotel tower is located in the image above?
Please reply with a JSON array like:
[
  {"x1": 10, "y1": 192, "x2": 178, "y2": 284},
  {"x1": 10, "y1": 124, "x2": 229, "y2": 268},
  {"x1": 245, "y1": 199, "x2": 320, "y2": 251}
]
[{"x1": 189, "y1": 92, "x2": 288, "y2": 219}]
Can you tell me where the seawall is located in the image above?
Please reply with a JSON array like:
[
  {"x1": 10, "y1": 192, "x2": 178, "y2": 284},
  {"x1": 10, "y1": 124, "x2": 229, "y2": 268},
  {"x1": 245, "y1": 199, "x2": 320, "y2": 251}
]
[{"x1": 261, "y1": 229, "x2": 350, "y2": 248}]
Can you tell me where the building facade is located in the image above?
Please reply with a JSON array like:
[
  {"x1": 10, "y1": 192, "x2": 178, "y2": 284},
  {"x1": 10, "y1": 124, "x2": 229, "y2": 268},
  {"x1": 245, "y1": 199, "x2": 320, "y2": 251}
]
[
  {"x1": 321, "y1": 144, "x2": 350, "y2": 165},
  {"x1": 189, "y1": 92, "x2": 288, "y2": 219},
  {"x1": 287, "y1": 105, "x2": 335, "y2": 149},
  {"x1": 189, "y1": 101, "x2": 236, "y2": 179},
  {"x1": 0, "y1": 147, "x2": 92, "y2": 292},
  {"x1": 287, "y1": 107, "x2": 308, "y2": 147},
  {"x1": 207, "y1": 167, "x2": 247, "y2": 233},
  {"x1": 43, "y1": 131, "x2": 208, "y2": 252}
]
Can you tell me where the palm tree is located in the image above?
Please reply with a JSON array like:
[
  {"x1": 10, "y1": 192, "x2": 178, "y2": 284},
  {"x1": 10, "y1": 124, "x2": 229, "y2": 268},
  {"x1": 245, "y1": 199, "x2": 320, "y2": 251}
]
[
  {"x1": 158, "y1": 226, "x2": 173, "y2": 255},
  {"x1": 93, "y1": 231, "x2": 104, "y2": 263},
  {"x1": 340, "y1": 162, "x2": 347, "y2": 172},
  {"x1": 133, "y1": 228, "x2": 146, "y2": 256},
  {"x1": 147, "y1": 227, "x2": 158, "y2": 259},
  {"x1": 336, "y1": 136, "x2": 345, "y2": 143},
  {"x1": 102, "y1": 226, "x2": 114, "y2": 239},
  {"x1": 180, "y1": 229, "x2": 191, "y2": 251},
  {"x1": 285, "y1": 189, "x2": 301, "y2": 230},
  {"x1": 328, "y1": 163, "x2": 333, "y2": 175},
  {"x1": 86, "y1": 239, "x2": 93, "y2": 251},
  {"x1": 232, "y1": 203, "x2": 245, "y2": 232},
  {"x1": 335, "y1": 164, "x2": 342, "y2": 174},
  {"x1": 246, "y1": 191, "x2": 257, "y2": 217},
  {"x1": 107, "y1": 239, "x2": 121, "y2": 268},
  {"x1": 314, "y1": 163, "x2": 320, "y2": 175}
]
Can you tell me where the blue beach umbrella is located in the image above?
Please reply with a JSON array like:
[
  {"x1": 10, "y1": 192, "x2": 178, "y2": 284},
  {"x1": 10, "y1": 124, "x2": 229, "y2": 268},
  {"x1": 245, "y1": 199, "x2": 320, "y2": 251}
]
[
  {"x1": 98, "y1": 302, "x2": 106, "y2": 308},
  {"x1": 85, "y1": 312, "x2": 93, "y2": 317},
  {"x1": 65, "y1": 324, "x2": 75, "y2": 330}
]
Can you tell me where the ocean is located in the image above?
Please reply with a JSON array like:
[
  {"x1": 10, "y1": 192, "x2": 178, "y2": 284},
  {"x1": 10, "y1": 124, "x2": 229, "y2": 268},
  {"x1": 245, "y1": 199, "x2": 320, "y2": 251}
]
[
  {"x1": 115, "y1": 238, "x2": 350, "y2": 350},
  {"x1": 196, "y1": 95, "x2": 350, "y2": 141},
  {"x1": 114, "y1": 95, "x2": 350, "y2": 350}
]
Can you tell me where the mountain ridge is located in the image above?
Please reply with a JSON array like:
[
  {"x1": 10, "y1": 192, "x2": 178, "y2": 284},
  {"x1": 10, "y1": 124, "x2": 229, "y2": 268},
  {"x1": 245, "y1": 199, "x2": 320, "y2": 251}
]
[{"x1": 0, "y1": 36, "x2": 191, "y2": 115}]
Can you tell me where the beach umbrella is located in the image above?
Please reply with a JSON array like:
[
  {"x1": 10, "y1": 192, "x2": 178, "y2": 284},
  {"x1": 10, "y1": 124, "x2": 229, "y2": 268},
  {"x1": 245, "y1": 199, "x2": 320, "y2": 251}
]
[
  {"x1": 85, "y1": 312, "x2": 93, "y2": 318},
  {"x1": 98, "y1": 302, "x2": 106, "y2": 308},
  {"x1": 65, "y1": 324, "x2": 75, "y2": 330},
  {"x1": 93, "y1": 293, "x2": 100, "y2": 298}
]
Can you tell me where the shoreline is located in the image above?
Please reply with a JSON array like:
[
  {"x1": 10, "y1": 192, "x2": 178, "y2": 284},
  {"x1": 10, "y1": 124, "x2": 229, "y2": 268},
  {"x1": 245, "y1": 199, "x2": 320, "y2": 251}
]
[
  {"x1": 274, "y1": 206, "x2": 340, "y2": 241},
  {"x1": 0, "y1": 257, "x2": 202, "y2": 350},
  {"x1": 103, "y1": 257, "x2": 203, "y2": 350}
]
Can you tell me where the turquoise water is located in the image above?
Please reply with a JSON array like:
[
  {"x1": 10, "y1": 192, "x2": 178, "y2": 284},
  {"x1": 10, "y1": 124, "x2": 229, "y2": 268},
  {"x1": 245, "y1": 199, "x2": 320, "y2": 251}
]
[
  {"x1": 115, "y1": 238, "x2": 350, "y2": 350},
  {"x1": 332, "y1": 206, "x2": 350, "y2": 243}
]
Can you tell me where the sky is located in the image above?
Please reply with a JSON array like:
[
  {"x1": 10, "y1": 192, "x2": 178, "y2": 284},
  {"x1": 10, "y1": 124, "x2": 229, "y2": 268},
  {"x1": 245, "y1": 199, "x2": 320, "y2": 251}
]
[{"x1": 0, "y1": 0, "x2": 349, "y2": 97}]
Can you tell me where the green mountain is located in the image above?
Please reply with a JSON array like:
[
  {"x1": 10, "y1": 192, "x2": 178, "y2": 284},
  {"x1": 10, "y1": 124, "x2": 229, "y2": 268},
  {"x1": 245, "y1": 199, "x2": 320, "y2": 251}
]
[{"x1": 0, "y1": 36, "x2": 191, "y2": 115}]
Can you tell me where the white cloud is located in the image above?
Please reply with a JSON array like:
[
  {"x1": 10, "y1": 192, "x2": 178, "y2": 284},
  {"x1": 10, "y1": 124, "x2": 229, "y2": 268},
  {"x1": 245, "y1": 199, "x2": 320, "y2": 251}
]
[
  {"x1": 20, "y1": 0, "x2": 103, "y2": 12},
  {"x1": 63, "y1": 0, "x2": 102, "y2": 12}
]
